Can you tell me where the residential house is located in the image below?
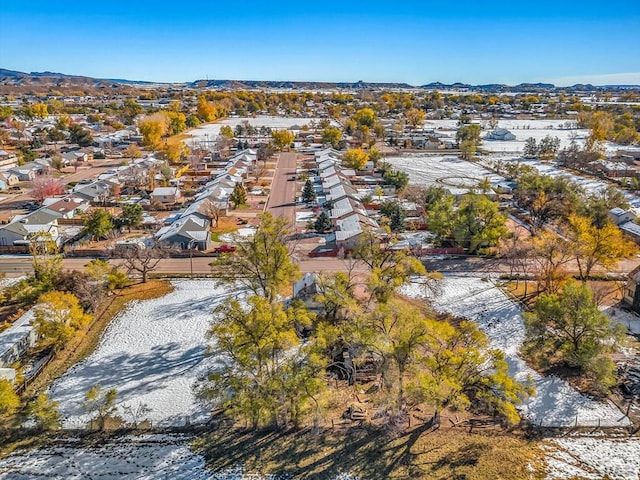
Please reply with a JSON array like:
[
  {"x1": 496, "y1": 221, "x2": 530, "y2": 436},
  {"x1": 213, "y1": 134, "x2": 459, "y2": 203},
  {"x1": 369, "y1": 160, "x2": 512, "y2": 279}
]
[
  {"x1": 7, "y1": 166, "x2": 36, "y2": 182},
  {"x1": 41, "y1": 196, "x2": 91, "y2": 219},
  {"x1": 0, "y1": 150, "x2": 18, "y2": 168},
  {"x1": 0, "y1": 310, "x2": 37, "y2": 373},
  {"x1": 609, "y1": 208, "x2": 636, "y2": 226},
  {"x1": 156, "y1": 214, "x2": 211, "y2": 250},
  {"x1": 0, "y1": 171, "x2": 19, "y2": 186},
  {"x1": 62, "y1": 151, "x2": 89, "y2": 165},
  {"x1": 0, "y1": 210, "x2": 61, "y2": 246},
  {"x1": 151, "y1": 186, "x2": 182, "y2": 205},
  {"x1": 485, "y1": 128, "x2": 516, "y2": 141},
  {"x1": 620, "y1": 221, "x2": 640, "y2": 243},
  {"x1": 624, "y1": 265, "x2": 640, "y2": 314},
  {"x1": 73, "y1": 181, "x2": 111, "y2": 204}
]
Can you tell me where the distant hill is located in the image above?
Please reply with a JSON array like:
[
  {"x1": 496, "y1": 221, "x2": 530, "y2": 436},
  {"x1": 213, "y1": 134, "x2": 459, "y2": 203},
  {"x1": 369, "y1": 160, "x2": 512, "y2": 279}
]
[
  {"x1": 187, "y1": 79, "x2": 415, "y2": 90},
  {"x1": 0, "y1": 68, "x2": 638, "y2": 94}
]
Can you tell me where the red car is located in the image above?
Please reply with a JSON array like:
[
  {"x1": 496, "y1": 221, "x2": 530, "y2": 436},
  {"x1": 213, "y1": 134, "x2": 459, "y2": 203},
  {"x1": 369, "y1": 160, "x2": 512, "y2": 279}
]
[{"x1": 213, "y1": 244, "x2": 236, "y2": 254}]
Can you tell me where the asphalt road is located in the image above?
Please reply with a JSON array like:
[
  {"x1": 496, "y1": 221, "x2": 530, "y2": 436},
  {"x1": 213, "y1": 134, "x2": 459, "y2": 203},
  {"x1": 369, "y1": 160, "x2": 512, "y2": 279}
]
[
  {"x1": 266, "y1": 152, "x2": 297, "y2": 225},
  {"x1": 3, "y1": 254, "x2": 636, "y2": 279},
  {"x1": 0, "y1": 256, "x2": 371, "y2": 277}
]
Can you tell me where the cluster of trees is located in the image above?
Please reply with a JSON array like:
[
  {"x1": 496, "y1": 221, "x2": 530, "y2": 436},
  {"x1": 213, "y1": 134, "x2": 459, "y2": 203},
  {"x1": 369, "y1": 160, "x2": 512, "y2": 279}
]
[
  {"x1": 523, "y1": 135, "x2": 561, "y2": 160},
  {"x1": 423, "y1": 187, "x2": 508, "y2": 253},
  {"x1": 578, "y1": 110, "x2": 640, "y2": 147},
  {"x1": 343, "y1": 108, "x2": 386, "y2": 146},
  {"x1": 82, "y1": 204, "x2": 144, "y2": 240},
  {"x1": 456, "y1": 124, "x2": 482, "y2": 159},
  {"x1": 199, "y1": 215, "x2": 529, "y2": 430},
  {"x1": 137, "y1": 111, "x2": 188, "y2": 148}
]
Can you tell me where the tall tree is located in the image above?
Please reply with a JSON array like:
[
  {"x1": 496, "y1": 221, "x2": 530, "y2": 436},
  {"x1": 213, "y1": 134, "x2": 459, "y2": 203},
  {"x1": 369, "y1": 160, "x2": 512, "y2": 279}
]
[
  {"x1": 382, "y1": 168, "x2": 410, "y2": 193},
  {"x1": 351, "y1": 230, "x2": 430, "y2": 303},
  {"x1": 137, "y1": 113, "x2": 169, "y2": 148},
  {"x1": 567, "y1": 215, "x2": 638, "y2": 280},
  {"x1": 198, "y1": 295, "x2": 322, "y2": 429},
  {"x1": 453, "y1": 194, "x2": 507, "y2": 253},
  {"x1": 83, "y1": 209, "x2": 114, "y2": 240},
  {"x1": 31, "y1": 176, "x2": 66, "y2": 202},
  {"x1": 0, "y1": 379, "x2": 20, "y2": 420},
  {"x1": 118, "y1": 204, "x2": 143, "y2": 232},
  {"x1": 321, "y1": 126, "x2": 342, "y2": 148},
  {"x1": 379, "y1": 200, "x2": 406, "y2": 232},
  {"x1": 523, "y1": 280, "x2": 625, "y2": 392},
  {"x1": 26, "y1": 393, "x2": 61, "y2": 431},
  {"x1": 229, "y1": 183, "x2": 247, "y2": 208},
  {"x1": 342, "y1": 148, "x2": 369, "y2": 170},
  {"x1": 271, "y1": 130, "x2": 295, "y2": 151},
  {"x1": 81, "y1": 384, "x2": 118, "y2": 430},
  {"x1": 211, "y1": 212, "x2": 300, "y2": 303},
  {"x1": 404, "y1": 108, "x2": 426, "y2": 128},
  {"x1": 411, "y1": 318, "x2": 531, "y2": 425},
  {"x1": 33, "y1": 290, "x2": 92, "y2": 350},
  {"x1": 120, "y1": 242, "x2": 167, "y2": 283},
  {"x1": 301, "y1": 179, "x2": 317, "y2": 203}
]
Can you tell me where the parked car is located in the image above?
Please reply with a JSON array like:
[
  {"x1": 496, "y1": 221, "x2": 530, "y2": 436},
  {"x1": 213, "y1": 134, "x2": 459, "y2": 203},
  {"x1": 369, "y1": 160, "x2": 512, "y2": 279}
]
[{"x1": 213, "y1": 244, "x2": 236, "y2": 254}]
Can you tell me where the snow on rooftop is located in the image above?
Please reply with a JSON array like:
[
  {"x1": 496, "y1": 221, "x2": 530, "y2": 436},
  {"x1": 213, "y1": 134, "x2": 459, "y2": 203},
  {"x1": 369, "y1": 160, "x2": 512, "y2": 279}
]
[
  {"x1": 402, "y1": 275, "x2": 630, "y2": 427},
  {"x1": 0, "y1": 309, "x2": 35, "y2": 367}
]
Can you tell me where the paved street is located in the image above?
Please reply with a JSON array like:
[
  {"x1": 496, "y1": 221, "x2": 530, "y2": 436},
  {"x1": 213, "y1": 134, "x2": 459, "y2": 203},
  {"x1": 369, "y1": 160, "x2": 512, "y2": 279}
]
[
  {"x1": 2, "y1": 254, "x2": 637, "y2": 279},
  {"x1": 266, "y1": 152, "x2": 298, "y2": 225}
]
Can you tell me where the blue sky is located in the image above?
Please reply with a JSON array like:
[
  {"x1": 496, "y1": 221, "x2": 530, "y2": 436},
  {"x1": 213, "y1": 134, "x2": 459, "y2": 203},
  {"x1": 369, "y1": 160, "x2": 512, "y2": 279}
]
[{"x1": 1, "y1": 0, "x2": 639, "y2": 86}]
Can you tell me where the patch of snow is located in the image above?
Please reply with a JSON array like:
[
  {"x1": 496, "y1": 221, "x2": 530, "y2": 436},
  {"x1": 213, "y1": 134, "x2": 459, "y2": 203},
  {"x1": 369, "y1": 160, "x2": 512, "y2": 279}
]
[
  {"x1": 296, "y1": 212, "x2": 315, "y2": 222},
  {"x1": 603, "y1": 306, "x2": 640, "y2": 335},
  {"x1": 218, "y1": 227, "x2": 256, "y2": 243},
  {"x1": 385, "y1": 154, "x2": 505, "y2": 188},
  {"x1": 0, "y1": 434, "x2": 210, "y2": 480},
  {"x1": 545, "y1": 437, "x2": 640, "y2": 480},
  {"x1": 0, "y1": 276, "x2": 25, "y2": 289},
  {"x1": 49, "y1": 280, "x2": 241, "y2": 428},
  {"x1": 402, "y1": 275, "x2": 630, "y2": 427}
]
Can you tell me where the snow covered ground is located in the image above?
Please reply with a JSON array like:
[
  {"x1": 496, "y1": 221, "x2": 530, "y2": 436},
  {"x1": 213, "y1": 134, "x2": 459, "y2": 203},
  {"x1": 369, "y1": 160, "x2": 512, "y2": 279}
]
[
  {"x1": 187, "y1": 116, "x2": 332, "y2": 147},
  {"x1": 0, "y1": 434, "x2": 359, "y2": 479},
  {"x1": 385, "y1": 154, "x2": 505, "y2": 190},
  {"x1": 418, "y1": 119, "x2": 588, "y2": 154},
  {"x1": 545, "y1": 436, "x2": 640, "y2": 480},
  {"x1": 49, "y1": 280, "x2": 241, "y2": 428},
  {"x1": 402, "y1": 275, "x2": 630, "y2": 427},
  {"x1": 0, "y1": 435, "x2": 210, "y2": 480}
]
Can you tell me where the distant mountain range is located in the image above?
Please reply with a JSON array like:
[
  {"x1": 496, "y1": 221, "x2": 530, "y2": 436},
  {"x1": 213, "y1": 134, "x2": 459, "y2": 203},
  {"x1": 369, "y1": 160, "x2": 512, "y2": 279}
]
[{"x1": 1, "y1": 68, "x2": 638, "y2": 93}]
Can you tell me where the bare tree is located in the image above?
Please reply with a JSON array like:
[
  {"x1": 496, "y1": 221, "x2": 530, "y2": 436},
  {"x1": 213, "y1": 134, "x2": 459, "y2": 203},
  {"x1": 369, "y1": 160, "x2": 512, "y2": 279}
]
[
  {"x1": 119, "y1": 241, "x2": 168, "y2": 283},
  {"x1": 202, "y1": 199, "x2": 222, "y2": 229}
]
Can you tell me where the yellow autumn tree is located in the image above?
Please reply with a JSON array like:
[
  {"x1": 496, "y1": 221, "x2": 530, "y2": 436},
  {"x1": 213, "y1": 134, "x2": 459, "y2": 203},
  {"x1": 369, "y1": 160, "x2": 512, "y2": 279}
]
[
  {"x1": 34, "y1": 291, "x2": 92, "y2": 350},
  {"x1": 271, "y1": 130, "x2": 295, "y2": 151},
  {"x1": 405, "y1": 108, "x2": 426, "y2": 128},
  {"x1": 32, "y1": 103, "x2": 49, "y2": 119},
  {"x1": 342, "y1": 148, "x2": 369, "y2": 170},
  {"x1": 137, "y1": 113, "x2": 169, "y2": 148},
  {"x1": 197, "y1": 96, "x2": 218, "y2": 122},
  {"x1": 567, "y1": 215, "x2": 638, "y2": 279}
]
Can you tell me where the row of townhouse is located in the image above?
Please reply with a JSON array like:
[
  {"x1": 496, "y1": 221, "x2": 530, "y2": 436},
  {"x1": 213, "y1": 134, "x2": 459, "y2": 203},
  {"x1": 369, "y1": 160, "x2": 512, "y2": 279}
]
[
  {"x1": 155, "y1": 149, "x2": 257, "y2": 250},
  {"x1": 314, "y1": 148, "x2": 379, "y2": 249}
]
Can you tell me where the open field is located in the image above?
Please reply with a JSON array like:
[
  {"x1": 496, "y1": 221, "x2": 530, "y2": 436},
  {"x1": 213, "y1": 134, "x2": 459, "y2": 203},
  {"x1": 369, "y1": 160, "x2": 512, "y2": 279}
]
[{"x1": 48, "y1": 280, "x2": 242, "y2": 428}]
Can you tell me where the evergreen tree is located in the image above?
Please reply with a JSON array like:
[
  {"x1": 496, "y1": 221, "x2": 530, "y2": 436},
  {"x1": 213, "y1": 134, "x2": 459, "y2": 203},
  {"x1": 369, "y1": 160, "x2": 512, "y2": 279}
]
[
  {"x1": 314, "y1": 211, "x2": 332, "y2": 233},
  {"x1": 301, "y1": 179, "x2": 317, "y2": 203},
  {"x1": 229, "y1": 183, "x2": 247, "y2": 208}
]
